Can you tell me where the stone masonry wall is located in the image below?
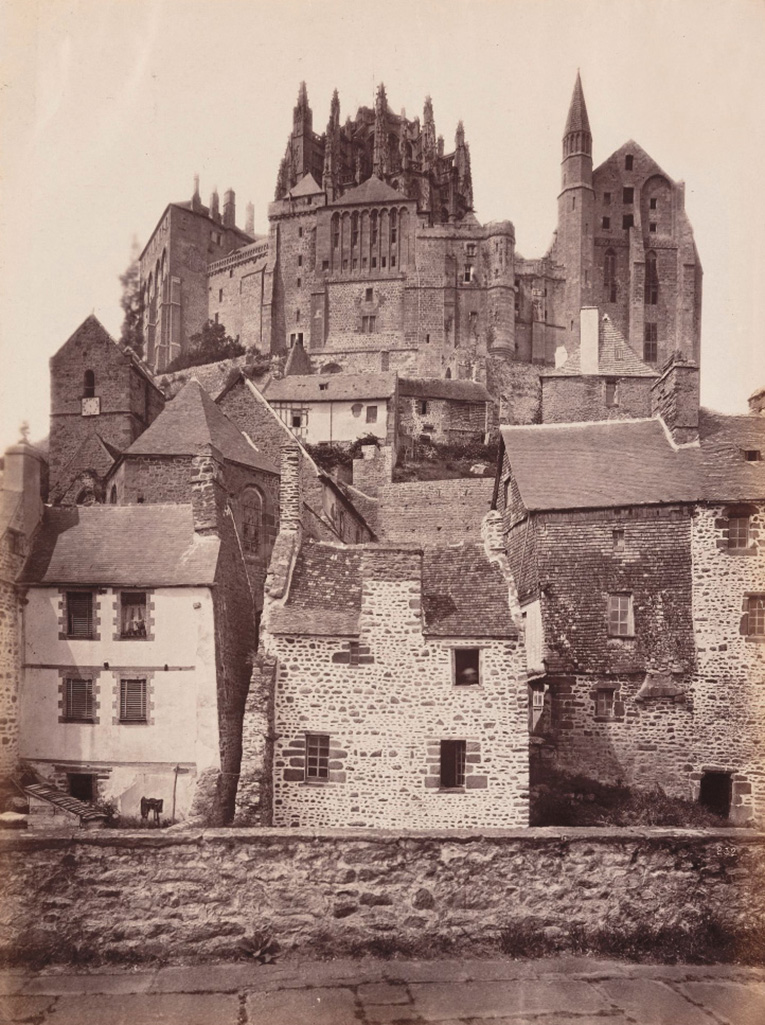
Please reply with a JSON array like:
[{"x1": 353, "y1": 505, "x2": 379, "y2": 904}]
[
  {"x1": 542, "y1": 376, "x2": 653, "y2": 424},
  {"x1": 0, "y1": 536, "x2": 24, "y2": 775},
  {"x1": 0, "y1": 829, "x2": 762, "y2": 964},
  {"x1": 377, "y1": 479, "x2": 493, "y2": 543},
  {"x1": 690, "y1": 503, "x2": 765, "y2": 822}
]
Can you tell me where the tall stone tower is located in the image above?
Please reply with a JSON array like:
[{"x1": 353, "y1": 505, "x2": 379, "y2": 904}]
[{"x1": 554, "y1": 73, "x2": 595, "y2": 349}]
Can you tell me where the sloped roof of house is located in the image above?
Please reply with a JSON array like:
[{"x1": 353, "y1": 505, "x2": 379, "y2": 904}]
[
  {"x1": 20, "y1": 505, "x2": 220, "y2": 586},
  {"x1": 268, "y1": 539, "x2": 516, "y2": 638},
  {"x1": 422, "y1": 543, "x2": 517, "y2": 638},
  {"x1": 398, "y1": 378, "x2": 493, "y2": 402},
  {"x1": 289, "y1": 173, "x2": 323, "y2": 198},
  {"x1": 126, "y1": 380, "x2": 277, "y2": 473},
  {"x1": 333, "y1": 175, "x2": 406, "y2": 206},
  {"x1": 264, "y1": 373, "x2": 398, "y2": 403},
  {"x1": 543, "y1": 315, "x2": 657, "y2": 378},
  {"x1": 500, "y1": 409, "x2": 765, "y2": 511}
]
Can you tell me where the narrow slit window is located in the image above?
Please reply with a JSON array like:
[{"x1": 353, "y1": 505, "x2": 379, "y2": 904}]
[{"x1": 440, "y1": 740, "x2": 466, "y2": 789}]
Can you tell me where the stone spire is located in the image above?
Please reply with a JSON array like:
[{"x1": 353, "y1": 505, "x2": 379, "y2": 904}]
[
  {"x1": 455, "y1": 121, "x2": 473, "y2": 210},
  {"x1": 422, "y1": 95, "x2": 436, "y2": 167},
  {"x1": 563, "y1": 71, "x2": 592, "y2": 156},
  {"x1": 323, "y1": 88, "x2": 341, "y2": 199},
  {"x1": 373, "y1": 82, "x2": 390, "y2": 178},
  {"x1": 191, "y1": 173, "x2": 202, "y2": 212}
]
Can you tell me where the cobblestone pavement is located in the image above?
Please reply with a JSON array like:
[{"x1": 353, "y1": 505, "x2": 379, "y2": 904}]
[{"x1": 1, "y1": 957, "x2": 764, "y2": 1024}]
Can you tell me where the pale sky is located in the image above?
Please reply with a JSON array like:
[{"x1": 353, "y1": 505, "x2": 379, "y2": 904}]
[{"x1": 1, "y1": 0, "x2": 764, "y2": 448}]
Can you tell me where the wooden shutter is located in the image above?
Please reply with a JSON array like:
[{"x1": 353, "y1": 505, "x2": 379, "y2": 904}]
[
  {"x1": 120, "y1": 679, "x2": 147, "y2": 722},
  {"x1": 66, "y1": 679, "x2": 93, "y2": 720},
  {"x1": 67, "y1": 592, "x2": 92, "y2": 637}
]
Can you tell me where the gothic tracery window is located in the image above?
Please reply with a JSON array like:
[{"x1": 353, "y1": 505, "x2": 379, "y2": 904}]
[{"x1": 241, "y1": 487, "x2": 263, "y2": 553}]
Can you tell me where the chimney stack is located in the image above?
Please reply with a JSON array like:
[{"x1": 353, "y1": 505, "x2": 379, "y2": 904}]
[
  {"x1": 279, "y1": 442, "x2": 303, "y2": 530},
  {"x1": 223, "y1": 188, "x2": 236, "y2": 229},
  {"x1": 191, "y1": 174, "x2": 202, "y2": 212},
  {"x1": 651, "y1": 357, "x2": 700, "y2": 445},
  {"x1": 579, "y1": 307, "x2": 599, "y2": 375},
  {"x1": 209, "y1": 188, "x2": 220, "y2": 223},
  {"x1": 245, "y1": 201, "x2": 255, "y2": 236},
  {"x1": 3, "y1": 429, "x2": 44, "y2": 539}
]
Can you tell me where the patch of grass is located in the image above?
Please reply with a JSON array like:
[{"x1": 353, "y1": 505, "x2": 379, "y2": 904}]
[
  {"x1": 530, "y1": 769, "x2": 734, "y2": 828},
  {"x1": 393, "y1": 436, "x2": 498, "y2": 482}
]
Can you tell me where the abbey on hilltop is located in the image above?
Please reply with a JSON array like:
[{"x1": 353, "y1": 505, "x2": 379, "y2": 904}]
[{"x1": 139, "y1": 75, "x2": 702, "y2": 392}]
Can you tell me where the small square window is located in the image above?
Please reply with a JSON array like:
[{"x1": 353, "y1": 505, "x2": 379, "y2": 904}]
[
  {"x1": 319, "y1": 382, "x2": 329, "y2": 391},
  {"x1": 466, "y1": 243, "x2": 477, "y2": 257},
  {"x1": 622, "y1": 214, "x2": 634, "y2": 230},
  {"x1": 366, "y1": 405, "x2": 378, "y2": 423},
  {"x1": 120, "y1": 679, "x2": 147, "y2": 723},
  {"x1": 625, "y1": 155, "x2": 634, "y2": 170},
  {"x1": 291, "y1": 412, "x2": 303, "y2": 429},
  {"x1": 729, "y1": 517, "x2": 749, "y2": 549},
  {"x1": 120, "y1": 592, "x2": 147, "y2": 638},
  {"x1": 649, "y1": 223, "x2": 657, "y2": 233},
  {"x1": 743, "y1": 449, "x2": 762, "y2": 462},
  {"x1": 366, "y1": 287, "x2": 373, "y2": 302},
  {"x1": 649, "y1": 198, "x2": 657, "y2": 210},
  {"x1": 608, "y1": 594, "x2": 634, "y2": 637},
  {"x1": 596, "y1": 689, "x2": 614, "y2": 717},
  {"x1": 440, "y1": 739, "x2": 466, "y2": 789},
  {"x1": 305, "y1": 733, "x2": 329, "y2": 781},
  {"x1": 602, "y1": 216, "x2": 611, "y2": 229},
  {"x1": 322, "y1": 260, "x2": 329, "y2": 271},
  {"x1": 64, "y1": 678, "x2": 94, "y2": 722},
  {"x1": 66, "y1": 592, "x2": 93, "y2": 638},
  {"x1": 603, "y1": 192, "x2": 611, "y2": 205},
  {"x1": 416, "y1": 399, "x2": 428, "y2": 416},
  {"x1": 454, "y1": 648, "x2": 479, "y2": 686},
  {"x1": 622, "y1": 187, "x2": 634, "y2": 204}
]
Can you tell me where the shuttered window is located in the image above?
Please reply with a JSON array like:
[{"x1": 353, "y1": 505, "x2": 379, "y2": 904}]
[
  {"x1": 66, "y1": 592, "x2": 93, "y2": 638},
  {"x1": 64, "y1": 678, "x2": 94, "y2": 721},
  {"x1": 120, "y1": 679, "x2": 147, "y2": 722}
]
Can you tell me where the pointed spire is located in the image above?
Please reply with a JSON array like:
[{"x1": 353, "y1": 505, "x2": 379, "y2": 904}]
[
  {"x1": 245, "y1": 202, "x2": 255, "y2": 235},
  {"x1": 373, "y1": 83, "x2": 390, "y2": 177},
  {"x1": 422, "y1": 96, "x2": 436, "y2": 168},
  {"x1": 564, "y1": 70, "x2": 591, "y2": 136},
  {"x1": 330, "y1": 88, "x2": 340, "y2": 125},
  {"x1": 191, "y1": 174, "x2": 202, "y2": 212},
  {"x1": 455, "y1": 121, "x2": 465, "y2": 148},
  {"x1": 297, "y1": 80, "x2": 309, "y2": 109}
]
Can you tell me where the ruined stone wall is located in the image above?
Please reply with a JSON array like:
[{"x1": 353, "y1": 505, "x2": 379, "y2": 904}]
[
  {"x1": 377, "y1": 479, "x2": 493, "y2": 543},
  {"x1": 1, "y1": 828, "x2": 762, "y2": 964},
  {"x1": 541, "y1": 376, "x2": 653, "y2": 423},
  {"x1": 690, "y1": 503, "x2": 765, "y2": 822},
  {"x1": 397, "y1": 397, "x2": 488, "y2": 444}
]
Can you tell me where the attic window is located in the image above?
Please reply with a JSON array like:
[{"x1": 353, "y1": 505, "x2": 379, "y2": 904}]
[
  {"x1": 454, "y1": 648, "x2": 480, "y2": 686},
  {"x1": 83, "y1": 370, "x2": 95, "y2": 398},
  {"x1": 743, "y1": 449, "x2": 762, "y2": 462},
  {"x1": 625, "y1": 155, "x2": 634, "y2": 170}
]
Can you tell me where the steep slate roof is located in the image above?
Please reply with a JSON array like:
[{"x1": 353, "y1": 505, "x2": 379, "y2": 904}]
[
  {"x1": 500, "y1": 410, "x2": 765, "y2": 511},
  {"x1": 289, "y1": 173, "x2": 323, "y2": 198},
  {"x1": 543, "y1": 315, "x2": 657, "y2": 378},
  {"x1": 564, "y1": 71, "x2": 591, "y2": 136},
  {"x1": 126, "y1": 380, "x2": 277, "y2": 473},
  {"x1": 20, "y1": 505, "x2": 220, "y2": 586},
  {"x1": 399, "y1": 378, "x2": 493, "y2": 402},
  {"x1": 422, "y1": 543, "x2": 517, "y2": 638},
  {"x1": 334, "y1": 175, "x2": 405, "y2": 206},
  {"x1": 264, "y1": 373, "x2": 397, "y2": 403},
  {"x1": 269, "y1": 541, "x2": 363, "y2": 635}
]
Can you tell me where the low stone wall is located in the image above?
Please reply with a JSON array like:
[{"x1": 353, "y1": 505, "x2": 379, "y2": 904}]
[{"x1": 1, "y1": 828, "x2": 763, "y2": 964}]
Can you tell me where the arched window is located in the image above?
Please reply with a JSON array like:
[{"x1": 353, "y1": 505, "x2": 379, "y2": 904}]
[
  {"x1": 603, "y1": 249, "x2": 617, "y2": 303},
  {"x1": 110, "y1": 486, "x2": 117, "y2": 505},
  {"x1": 332, "y1": 213, "x2": 340, "y2": 250},
  {"x1": 390, "y1": 208, "x2": 397, "y2": 244},
  {"x1": 83, "y1": 370, "x2": 95, "y2": 398},
  {"x1": 240, "y1": 488, "x2": 263, "y2": 553},
  {"x1": 445, "y1": 368, "x2": 452, "y2": 379},
  {"x1": 645, "y1": 251, "x2": 659, "y2": 305}
]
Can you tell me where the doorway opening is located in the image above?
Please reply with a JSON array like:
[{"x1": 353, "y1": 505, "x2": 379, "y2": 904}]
[
  {"x1": 68, "y1": 773, "x2": 96, "y2": 803},
  {"x1": 698, "y1": 771, "x2": 731, "y2": 818}
]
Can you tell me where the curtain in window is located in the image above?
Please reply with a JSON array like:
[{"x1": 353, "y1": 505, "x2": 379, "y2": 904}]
[{"x1": 121, "y1": 594, "x2": 147, "y2": 637}]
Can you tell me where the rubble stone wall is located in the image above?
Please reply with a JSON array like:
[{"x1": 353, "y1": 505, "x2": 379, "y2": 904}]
[{"x1": 0, "y1": 828, "x2": 762, "y2": 964}]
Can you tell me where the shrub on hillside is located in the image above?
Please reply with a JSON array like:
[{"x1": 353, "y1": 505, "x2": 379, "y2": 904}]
[{"x1": 165, "y1": 319, "x2": 245, "y2": 372}]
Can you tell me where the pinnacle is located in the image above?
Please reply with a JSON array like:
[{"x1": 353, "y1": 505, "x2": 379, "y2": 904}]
[{"x1": 564, "y1": 70, "x2": 591, "y2": 137}]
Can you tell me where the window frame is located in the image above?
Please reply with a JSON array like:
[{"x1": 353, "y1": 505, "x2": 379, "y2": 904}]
[
  {"x1": 120, "y1": 591, "x2": 148, "y2": 639},
  {"x1": 728, "y1": 516, "x2": 750, "y2": 550},
  {"x1": 119, "y1": 678, "x2": 148, "y2": 724},
  {"x1": 240, "y1": 487, "x2": 264, "y2": 554},
  {"x1": 305, "y1": 733, "x2": 330, "y2": 782},
  {"x1": 63, "y1": 677, "x2": 95, "y2": 723},
  {"x1": 608, "y1": 593, "x2": 635, "y2": 637},
  {"x1": 745, "y1": 595, "x2": 765, "y2": 637},
  {"x1": 65, "y1": 591, "x2": 94, "y2": 639},
  {"x1": 453, "y1": 648, "x2": 480, "y2": 687},
  {"x1": 365, "y1": 405, "x2": 378, "y2": 424},
  {"x1": 439, "y1": 739, "x2": 467, "y2": 790},
  {"x1": 596, "y1": 688, "x2": 615, "y2": 718},
  {"x1": 644, "y1": 322, "x2": 658, "y2": 363}
]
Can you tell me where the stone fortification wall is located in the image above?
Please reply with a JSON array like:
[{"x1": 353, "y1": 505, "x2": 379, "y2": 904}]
[
  {"x1": 377, "y1": 479, "x2": 493, "y2": 543},
  {"x1": 0, "y1": 828, "x2": 762, "y2": 965}
]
